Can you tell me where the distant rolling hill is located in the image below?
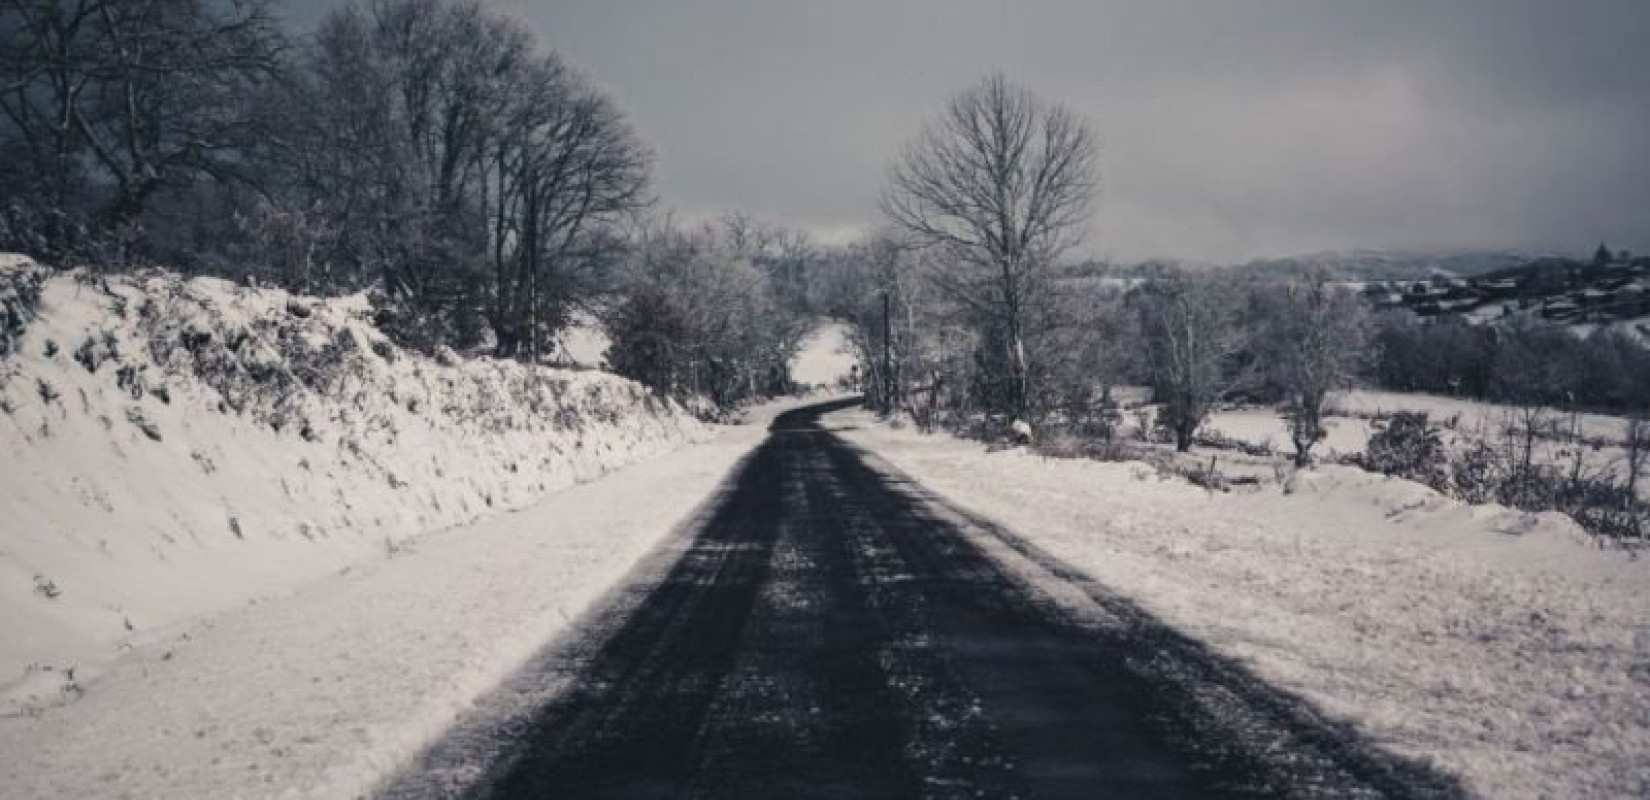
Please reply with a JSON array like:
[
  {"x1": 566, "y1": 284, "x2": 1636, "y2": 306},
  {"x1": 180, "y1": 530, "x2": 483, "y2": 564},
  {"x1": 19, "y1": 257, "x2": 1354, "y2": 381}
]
[
  {"x1": 1061, "y1": 249, "x2": 1547, "y2": 283},
  {"x1": 1239, "y1": 249, "x2": 1543, "y2": 282}
]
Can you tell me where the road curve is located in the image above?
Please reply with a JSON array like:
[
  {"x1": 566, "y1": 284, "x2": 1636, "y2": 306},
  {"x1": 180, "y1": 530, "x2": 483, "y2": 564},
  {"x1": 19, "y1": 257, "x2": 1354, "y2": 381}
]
[{"x1": 382, "y1": 398, "x2": 1464, "y2": 799}]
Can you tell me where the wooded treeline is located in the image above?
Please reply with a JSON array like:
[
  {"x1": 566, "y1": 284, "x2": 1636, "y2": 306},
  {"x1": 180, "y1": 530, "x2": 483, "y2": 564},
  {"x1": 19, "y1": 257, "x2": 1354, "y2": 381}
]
[
  {"x1": 0, "y1": 0, "x2": 813, "y2": 408},
  {"x1": 5, "y1": 5, "x2": 1646, "y2": 424}
]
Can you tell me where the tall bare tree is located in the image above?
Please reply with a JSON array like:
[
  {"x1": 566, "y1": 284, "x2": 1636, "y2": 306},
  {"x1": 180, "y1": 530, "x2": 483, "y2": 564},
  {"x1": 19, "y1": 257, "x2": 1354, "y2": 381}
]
[
  {"x1": 1134, "y1": 270, "x2": 1249, "y2": 452},
  {"x1": 881, "y1": 73, "x2": 1098, "y2": 419},
  {"x1": 1258, "y1": 274, "x2": 1370, "y2": 466},
  {"x1": 488, "y1": 61, "x2": 651, "y2": 359}
]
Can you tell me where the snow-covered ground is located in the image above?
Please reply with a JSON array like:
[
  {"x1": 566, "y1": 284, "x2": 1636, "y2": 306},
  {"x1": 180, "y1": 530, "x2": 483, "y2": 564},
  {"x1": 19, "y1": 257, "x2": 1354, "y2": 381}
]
[
  {"x1": 1168, "y1": 389, "x2": 1640, "y2": 458},
  {"x1": 552, "y1": 311, "x2": 609, "y2": 368},
  {"x1": 1327, "y1": 389, "x2": 1634, "y2": 444},
  {"x1": 0, "y1": 399, "x2": 793, "y2": 800},
  {"x1": 1156, "y1": 390, "x2": 1647, "y2": 503},
  {"x1": 790, "y1": 321, "x2": 856, "y2": 389},
  {"x1": 832, "y1": 407, "x2": 1650, "y2": 799},
  {"x1": 0, "y1": 257, "x2": 709, "y2": 716}
]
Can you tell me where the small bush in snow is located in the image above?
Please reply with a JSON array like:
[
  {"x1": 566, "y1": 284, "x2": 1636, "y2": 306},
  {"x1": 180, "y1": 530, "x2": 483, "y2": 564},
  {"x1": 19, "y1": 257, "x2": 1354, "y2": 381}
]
[
  {"x1": 125, "y1": 406, "x2": 162, "y2": 441},
  {"x1": 0, "y1": 262, "x2": 46, "y2": 359},
  {"x1": 33, "y1": 574, "x2": 61, "y2": 599},
  {"x1": 1450, "y1": 441, "x2": 1508, "y2": 505},
  {"x1": 115, "y1": 363, "x2": 145, "y2": 398},
  {"x1": 1356, "y1": 412, "x2": 1448, "y2": 491}
]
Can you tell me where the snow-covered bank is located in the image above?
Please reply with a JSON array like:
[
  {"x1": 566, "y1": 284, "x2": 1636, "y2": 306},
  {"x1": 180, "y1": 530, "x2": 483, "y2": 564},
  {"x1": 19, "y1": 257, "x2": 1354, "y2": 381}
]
[
  {"x1": 830, "y1": 408, "x2": 1650, "y2": 799},
  {"x1": 0, "y1": 401, "x2": 788, "y2": 799},
  {"x1": 0, "y1": 257, "x2": 708, "y2": 714}
]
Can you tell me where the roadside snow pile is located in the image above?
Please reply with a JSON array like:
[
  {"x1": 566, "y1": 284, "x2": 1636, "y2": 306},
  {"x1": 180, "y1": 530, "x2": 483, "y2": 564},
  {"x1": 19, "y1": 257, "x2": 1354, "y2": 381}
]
[
  {"x1": 0, "y1": 399, "x2": 782, "y2": 800},
  {"x1": 0, "y1": 255, "x2": 708, "y2": 715},
  {"x1": 834, "y1": 408, "x2": 1650, "y2": 800}
]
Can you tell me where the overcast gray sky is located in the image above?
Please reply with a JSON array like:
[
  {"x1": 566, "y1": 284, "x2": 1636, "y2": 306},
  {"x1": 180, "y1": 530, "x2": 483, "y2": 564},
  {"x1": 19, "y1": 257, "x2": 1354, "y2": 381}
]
[{"x1": 285, "y1": 0, "x2": 1650, "y2": 263}]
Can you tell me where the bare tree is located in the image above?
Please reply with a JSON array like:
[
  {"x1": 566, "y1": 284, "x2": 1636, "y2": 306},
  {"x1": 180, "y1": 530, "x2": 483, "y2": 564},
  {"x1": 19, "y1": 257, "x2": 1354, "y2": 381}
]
[
  {"x1": 881, "y1": 73, "x2": 1098, "y2": 419},
  {"x1": 1623, "y1": 416, "x2": 1647, "y2": 537},
  {"x1": 0, "y1": 0, "x2": 285, "y2": 254},
  {"x1": 1259, "y1": 274, "x2": 1370, "y2": 466},
  {"x1": 1133, "y1": 270, "x2": 1249, "y2": 452},
  {"x1": 488, "y1": 60, "x2": 651, "y2": 359}
]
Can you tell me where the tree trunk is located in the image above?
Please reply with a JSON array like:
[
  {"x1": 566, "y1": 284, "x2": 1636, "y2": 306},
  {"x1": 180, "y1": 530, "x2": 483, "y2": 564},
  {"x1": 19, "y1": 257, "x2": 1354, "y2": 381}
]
[
  {"x1": 881, "y1": 290, "x2": 895, "y2": 414},
  {"x1": 1175, "y1": 420, "x2": 1194, "y2": 453},
  {"x1": 1006, "y1": 315, "x2": 1029, "y2": 420}
]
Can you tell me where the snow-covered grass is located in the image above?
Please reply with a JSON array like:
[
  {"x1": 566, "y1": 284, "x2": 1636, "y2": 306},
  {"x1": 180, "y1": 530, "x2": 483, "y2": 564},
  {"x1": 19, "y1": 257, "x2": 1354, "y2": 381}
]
[
  {"x1": 1184, "y1": 390, "x2": 1639, "y2": 460},
  {"x1": 832, "y1": 407, "x2": 1650, "y2": 799},
  {"x1": 1328, "y1": 389, "x2": 1634, "y2": 445},
  {"x1": 0, "y1": 399, "x2": 791, "y2": 800},
  {"x1": 0, "y1": 256, "x2": 709, "y2": 716},
  {"x1": 1124, "y1": 390, "x2": 1647, "y2": 511}
]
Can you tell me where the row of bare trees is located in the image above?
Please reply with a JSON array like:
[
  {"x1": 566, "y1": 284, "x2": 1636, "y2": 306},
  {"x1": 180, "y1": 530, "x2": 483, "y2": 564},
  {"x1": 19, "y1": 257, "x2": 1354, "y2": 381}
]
[
  {"x1": 2, "y1": 0, "x2": 662, "y2": 363},
  {"x1": 261, "y1": 0, "x2": 651, "y2": 355}
]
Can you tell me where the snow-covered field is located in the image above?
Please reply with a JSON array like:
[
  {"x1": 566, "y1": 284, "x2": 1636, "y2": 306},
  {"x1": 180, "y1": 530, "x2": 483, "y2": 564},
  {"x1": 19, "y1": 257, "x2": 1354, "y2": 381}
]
[
  {"x1": 0, "y1": 257, "x2": 709, "y2": 716},
  {"x1": 1186, "y1": 390, "x2": 1639, "y2": 458},
  {"x1": 832, "y1": 408, "x2": 1650, "y2": 799},
  {"x1": 1161, "y1": 390, "x2": 1647, "y2": 504}
]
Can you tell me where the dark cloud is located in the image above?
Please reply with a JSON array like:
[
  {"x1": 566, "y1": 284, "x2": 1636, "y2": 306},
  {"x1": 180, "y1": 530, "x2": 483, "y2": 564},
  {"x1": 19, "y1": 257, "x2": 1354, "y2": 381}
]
[{"x1": 285, "y1": 0, "x2": 1650, "y2": 261}]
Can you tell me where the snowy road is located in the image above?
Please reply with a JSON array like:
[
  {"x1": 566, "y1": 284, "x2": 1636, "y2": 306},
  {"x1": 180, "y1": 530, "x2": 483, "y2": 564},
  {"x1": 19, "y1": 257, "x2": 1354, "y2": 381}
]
[{"x1": 385, "y1": 399, "x2": 1464, "y2": 799}]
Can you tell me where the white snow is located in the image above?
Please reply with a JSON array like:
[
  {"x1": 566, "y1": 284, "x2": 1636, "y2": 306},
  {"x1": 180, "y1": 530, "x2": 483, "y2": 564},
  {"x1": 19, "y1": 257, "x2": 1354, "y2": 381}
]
[
  {"x1": 789, "y1": 321, "x2": 856, "y2": 389},
  {"x1": 0, "y1": 258, "x2": 709, "y2": 717},
  {"x1": 831, "y1": 407, "x2": 1650, "y2": 799},
  {"x1": 1200, "y1": 406, "x2": 1374, "y2": 458},
  {"x1": 1327, "y1": 389, "x2": 1633, "y2": 444},
  {"x1": 552, "y1": 311, "x2": 609, "y2": 368},
  {"x1": 0, "y1": 399, "x2": 789, "y2": 800}
]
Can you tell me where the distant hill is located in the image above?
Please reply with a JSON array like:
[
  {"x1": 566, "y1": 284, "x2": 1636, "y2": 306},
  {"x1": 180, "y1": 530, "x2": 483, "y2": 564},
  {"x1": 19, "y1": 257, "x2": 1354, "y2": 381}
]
[
  {"x1": 1060, "y1": 249, "x2": 1547, "y2": 283},
  {"x1": 1239, "y1": 249, "x2": 1542, "y2": 282},
  {"x1": 1056, "y1": 249, "x2": 1650, "y2": 343}
]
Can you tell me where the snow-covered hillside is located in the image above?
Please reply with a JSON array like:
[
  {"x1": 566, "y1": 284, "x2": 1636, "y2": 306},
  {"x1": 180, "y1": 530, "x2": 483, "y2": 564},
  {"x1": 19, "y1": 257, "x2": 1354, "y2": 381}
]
[{"x1": 0, "y1": 256, "x2": 709, "y2": 715}]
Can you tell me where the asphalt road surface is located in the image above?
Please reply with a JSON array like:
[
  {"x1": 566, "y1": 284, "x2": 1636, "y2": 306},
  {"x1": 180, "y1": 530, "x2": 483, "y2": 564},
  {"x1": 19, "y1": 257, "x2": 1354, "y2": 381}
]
[{"x1": 383, "y1": 398, "x2": 1464, "y2": 799}]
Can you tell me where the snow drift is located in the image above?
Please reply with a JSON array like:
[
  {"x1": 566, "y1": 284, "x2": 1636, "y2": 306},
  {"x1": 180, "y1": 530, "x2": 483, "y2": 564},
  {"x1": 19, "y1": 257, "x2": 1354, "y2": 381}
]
[{"x1": 0, "y1": 255, "x2": 708, "y2": 714}]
